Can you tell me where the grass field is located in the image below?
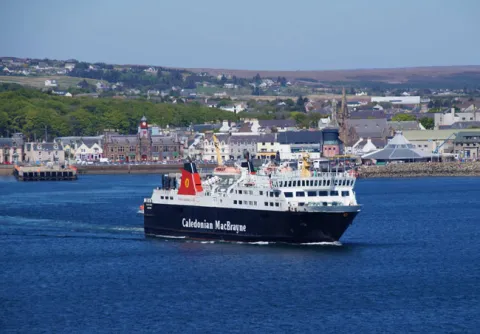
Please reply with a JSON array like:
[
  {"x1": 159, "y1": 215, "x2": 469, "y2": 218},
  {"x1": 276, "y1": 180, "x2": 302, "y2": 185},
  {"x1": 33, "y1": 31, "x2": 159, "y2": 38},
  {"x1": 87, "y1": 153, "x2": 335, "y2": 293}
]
[{"x1": 0, "y1": 75, "x2": 104, "y2": 90}]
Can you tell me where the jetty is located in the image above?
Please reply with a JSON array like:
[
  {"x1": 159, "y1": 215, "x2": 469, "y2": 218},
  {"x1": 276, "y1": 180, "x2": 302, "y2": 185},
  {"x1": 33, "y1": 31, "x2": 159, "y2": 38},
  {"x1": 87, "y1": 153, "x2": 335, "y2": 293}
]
[{"x1": 14, "y1": 165, "x2": 78, "y2": 181}]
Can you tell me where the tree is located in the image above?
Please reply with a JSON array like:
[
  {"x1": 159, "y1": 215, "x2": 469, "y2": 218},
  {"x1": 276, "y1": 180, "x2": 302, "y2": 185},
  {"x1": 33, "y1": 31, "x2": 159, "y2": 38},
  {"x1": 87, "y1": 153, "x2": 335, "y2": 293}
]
[
  {"x1": 391, "y1": 114, "x2": 417, "y2": 122},
  {"x1": 419, "y1": 117, "x2": 434, "y2": 129},
  {"x1": 0, "y1": 111, "x2": 8, "y2": 136},
  {"x1": 296, "y1": 96, "x2": 305, "y2": 107}
]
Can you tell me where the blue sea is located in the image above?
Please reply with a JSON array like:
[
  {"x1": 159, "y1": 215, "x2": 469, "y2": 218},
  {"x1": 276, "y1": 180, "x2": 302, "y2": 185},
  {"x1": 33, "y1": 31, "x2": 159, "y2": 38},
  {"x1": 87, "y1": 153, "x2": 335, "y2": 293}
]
[{"x1": 1, "y1": 175, "x2": 479, "y2": 333}]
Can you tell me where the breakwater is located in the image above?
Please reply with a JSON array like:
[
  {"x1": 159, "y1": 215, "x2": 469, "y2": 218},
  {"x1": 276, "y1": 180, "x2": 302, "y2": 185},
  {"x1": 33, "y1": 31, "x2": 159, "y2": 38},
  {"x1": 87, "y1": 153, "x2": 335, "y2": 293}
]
[{"x1": 358, "y1": 162, "x2": 480, "y2": 178}]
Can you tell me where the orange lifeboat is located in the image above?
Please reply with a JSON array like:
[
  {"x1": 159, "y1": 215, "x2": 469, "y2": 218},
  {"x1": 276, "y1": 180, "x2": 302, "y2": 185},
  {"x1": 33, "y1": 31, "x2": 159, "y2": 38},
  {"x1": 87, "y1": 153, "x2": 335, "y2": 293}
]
[
  {"x1": 213, "y1": 166, "x2": 241, "y2": 176},
  {"x1": 348, "y1": 169, "x2": 359, "y2": 178}
]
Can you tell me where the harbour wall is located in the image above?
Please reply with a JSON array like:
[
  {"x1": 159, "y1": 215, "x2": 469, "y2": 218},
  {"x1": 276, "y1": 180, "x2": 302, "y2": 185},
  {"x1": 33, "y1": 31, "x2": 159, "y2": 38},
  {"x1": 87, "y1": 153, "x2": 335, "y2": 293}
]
[
  {"x1": 0, "y1": 165, "x2": 13, "y2": 175},
  {"x1": 358, "y1": 162, "x2": 480, "y2": 178},
  {"x1": 75, "y1": 164, "x2": 217, "y2": 175}
]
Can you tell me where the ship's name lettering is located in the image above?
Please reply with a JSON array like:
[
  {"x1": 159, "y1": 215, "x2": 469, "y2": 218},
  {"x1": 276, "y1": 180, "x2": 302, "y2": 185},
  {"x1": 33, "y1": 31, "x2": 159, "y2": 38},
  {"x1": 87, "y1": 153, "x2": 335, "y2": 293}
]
[{"x1": 182, "y1": 218, "x2": 246, "y2": 233}]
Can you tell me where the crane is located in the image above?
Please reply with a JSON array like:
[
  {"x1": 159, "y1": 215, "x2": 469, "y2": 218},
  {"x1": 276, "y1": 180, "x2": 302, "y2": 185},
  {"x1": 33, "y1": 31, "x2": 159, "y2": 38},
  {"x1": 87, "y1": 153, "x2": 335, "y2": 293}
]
[
  {"x1": 212, "y1": 134, "x2": 223, "y2": 166},
  {"x1": 432, "y1": 132, "x2": 456, "y2": 154}
]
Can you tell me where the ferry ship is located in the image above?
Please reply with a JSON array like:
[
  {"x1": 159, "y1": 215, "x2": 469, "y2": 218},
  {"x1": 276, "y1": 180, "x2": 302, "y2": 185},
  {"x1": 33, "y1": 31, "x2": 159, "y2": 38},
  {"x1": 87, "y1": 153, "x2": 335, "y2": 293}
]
[{"x1": 143, "y1": 154, "x2": 361, "y2": 243}]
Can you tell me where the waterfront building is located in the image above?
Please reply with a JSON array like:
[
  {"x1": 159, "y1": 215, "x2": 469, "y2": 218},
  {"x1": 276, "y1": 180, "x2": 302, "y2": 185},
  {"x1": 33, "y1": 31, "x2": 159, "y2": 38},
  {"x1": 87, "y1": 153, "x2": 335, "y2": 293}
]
[
  {"x1": 361, "y1": 131, "x2": 433, "y2": 163},
  {"x1": 277, "y1": 131, "x2": 326, "y2": 160},
  {"x1": 255, "y1": 134, "x2": 280, "y2": 160},
  {"x1": 453, "y1": 131, "x2": 480, "y2": 160},
  {"x1": 0, "y1": 133, "x2": 24, "y2": 164},
  {"x1": 24, "y1": 142, "x2": 65, "y2": 165},
  {"x1": 103, "y1": 116, "x2": 182, "y2": 162}
]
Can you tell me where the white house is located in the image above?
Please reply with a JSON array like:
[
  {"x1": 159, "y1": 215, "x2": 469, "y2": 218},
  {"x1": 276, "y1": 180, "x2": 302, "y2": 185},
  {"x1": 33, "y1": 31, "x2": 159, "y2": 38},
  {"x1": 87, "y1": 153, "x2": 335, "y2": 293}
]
[
  {"x1": 371, "y1": 96, "x2": 421, "y2": 105},
  {"x1": 45, "y1": 79, "x2": 58, "y2": 87},
  {"x1": 65, "y1": 63, "x2": 75, "y2": 71},
  {"x1": 75, "y1": 141, "x2": 103, "y2": 161},
  {"x1": 434, "y1": 108, "x2": 480, "y2": 129},
  {"x1": 203, "y1": 135, "x2": 231, "y2": 162},
  {"x1": 144, "y1": 67, "x2": 158, "y2": 74},
  {"x1": 219, "y1": 103, "x2": 246, "y2": 113}
]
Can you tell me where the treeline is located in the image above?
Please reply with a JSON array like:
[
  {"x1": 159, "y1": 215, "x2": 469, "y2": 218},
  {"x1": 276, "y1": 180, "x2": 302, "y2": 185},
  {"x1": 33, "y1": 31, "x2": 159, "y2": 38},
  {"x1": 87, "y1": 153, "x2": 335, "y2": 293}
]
[{"x1": 0, "y1": 84, "x2": 238, "y2": 140}]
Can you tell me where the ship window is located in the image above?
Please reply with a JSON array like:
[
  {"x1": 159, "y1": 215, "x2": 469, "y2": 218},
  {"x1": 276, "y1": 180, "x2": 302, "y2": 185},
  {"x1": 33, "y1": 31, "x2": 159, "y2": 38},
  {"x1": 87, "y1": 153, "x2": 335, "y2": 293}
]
[
  {"x1": 279, "y1": 181, "x2": 283, "y2": 187},
  {"x1": 275, "y1": 203, "x2": 279, "y2": 207},
  {"x1": 296, "y1": 191, "x2": 305, "y2": 197},
  {"x1": 249, "y1": 201, "x2": 253, "y2": 205},
  {"x1": 319, "y1": 191, "x2": 328, "y2": 197},
  {"x1": 170, "y1": 197, "x2": 173, "y2": 200},
  {"x1": 330, "y1": 191, "x2": 339, "y2": 196},
  {"x1": 238, "y1": 190, "x2": 242, "y2": 194},
  {"x1": 234, "y1": 200, "x2": 237, "y2": 204},
  {"x1": 160, "y1": 196, "x2": 164, "y2": 199},
  {"x1": 270, "y1": 202, "x2": 274, "y2": 206},
  {"x1": 327, "y1": 180, "x2": 330, "y2": 186},
  {"x1": 239, "y1": 200, "x2": 243, "y2": 204},
  {"x1": 259, "y1": 191, "x2": 263, "y2": 195},
  {"x1": 254, "y1": 201, "x2": 257, "y2": 205},
  {"x1": 265, "y1": 202, "x2": 268, "y2": 206},
  {"x1": 314, "y1": 180, "x2": 318, "y2": 186},
  {"x1": 323, "y1": 180, "x2": 326, "y2": 186},
  {"x1": 298, "y1": 202, "x2": 305, "y2": 206},
  {"x1": 284, "y1": 192, "x2": 293, "y2": 198},
  {"x1": 342, "y1": 191, "x2": 349, "y2": 197},
  {"x1": 269, "y1": 192, "x2": 274, "y2": 197},
  {"x1": 308, "y1": 191, "x2": 317, "y2": 197},
  {"x1": 288, "y1": 181, "x2": 292, "y2": 187},
  {"x1": 302, "y1": 180, "x2": 305, "y2": 186},
  {"x1": 274, "y1": 191, "x2": 280, "y2": 198}
]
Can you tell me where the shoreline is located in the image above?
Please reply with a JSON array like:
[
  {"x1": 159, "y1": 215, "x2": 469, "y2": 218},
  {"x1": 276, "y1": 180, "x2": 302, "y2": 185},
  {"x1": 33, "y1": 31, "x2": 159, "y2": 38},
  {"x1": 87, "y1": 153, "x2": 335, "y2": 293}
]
[
  {"x1": 358, "y1": 162, "x2": 480, "y2": 178},
  {"x1": 0, "y1": 164, "x2": 217, "y2": 176},
  {"x1": 3, "y1": 162, "x2": 480, "y2": 178}
]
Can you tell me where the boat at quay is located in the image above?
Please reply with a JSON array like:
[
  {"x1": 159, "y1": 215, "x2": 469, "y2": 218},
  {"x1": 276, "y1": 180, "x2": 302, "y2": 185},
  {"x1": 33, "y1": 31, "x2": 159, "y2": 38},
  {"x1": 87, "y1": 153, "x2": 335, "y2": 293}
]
[{"x1": 143, "y1": 154, "x2": 362, "y2": 243}]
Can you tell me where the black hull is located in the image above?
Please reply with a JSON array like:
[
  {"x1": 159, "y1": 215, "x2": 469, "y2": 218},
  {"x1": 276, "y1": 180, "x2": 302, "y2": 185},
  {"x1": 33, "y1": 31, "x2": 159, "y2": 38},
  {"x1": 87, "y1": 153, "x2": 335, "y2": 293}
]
[{"x1": 144, "y1": 203, "x2": 359, "y2": 243}]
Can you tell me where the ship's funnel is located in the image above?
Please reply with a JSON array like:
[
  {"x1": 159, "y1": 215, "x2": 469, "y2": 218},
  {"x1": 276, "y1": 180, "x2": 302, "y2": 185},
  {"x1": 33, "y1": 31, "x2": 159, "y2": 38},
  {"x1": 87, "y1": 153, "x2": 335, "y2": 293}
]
[{"x1": 177, "y1": 161, "x2": 203, "y2": 195}]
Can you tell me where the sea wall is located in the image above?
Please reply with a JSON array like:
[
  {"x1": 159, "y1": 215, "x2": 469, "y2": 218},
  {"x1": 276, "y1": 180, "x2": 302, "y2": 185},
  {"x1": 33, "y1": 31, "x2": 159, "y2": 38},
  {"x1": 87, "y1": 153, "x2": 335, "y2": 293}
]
[
  {"x1": 76, "y1": 164, "x2": 216, "y2": 175},
  {"x1": 358, "y1": 162, "x2": 480, "y2": 178},
  {"x1": 0, "y1": 165, "x2": 13, "y2": 175}
]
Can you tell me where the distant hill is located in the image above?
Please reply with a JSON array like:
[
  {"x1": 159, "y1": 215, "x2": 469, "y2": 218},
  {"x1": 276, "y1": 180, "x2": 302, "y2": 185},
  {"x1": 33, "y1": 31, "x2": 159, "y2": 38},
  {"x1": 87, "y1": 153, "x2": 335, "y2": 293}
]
[{"x1": 184, "y1": 65, "x2": 480, "y2": 88}]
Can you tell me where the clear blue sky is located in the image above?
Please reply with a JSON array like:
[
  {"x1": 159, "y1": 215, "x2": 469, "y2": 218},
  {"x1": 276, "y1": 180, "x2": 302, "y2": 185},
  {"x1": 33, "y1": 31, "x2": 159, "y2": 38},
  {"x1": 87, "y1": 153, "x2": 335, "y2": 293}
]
[{"x1": 1, "y1": 0, "x2": 479, "y2": 70}]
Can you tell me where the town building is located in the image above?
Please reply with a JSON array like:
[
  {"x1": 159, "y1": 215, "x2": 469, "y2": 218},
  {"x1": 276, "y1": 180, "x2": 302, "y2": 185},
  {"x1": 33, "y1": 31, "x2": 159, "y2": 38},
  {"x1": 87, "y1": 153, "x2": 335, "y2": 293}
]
[
  {"x1": 402, "y1": 129, "x2": 455, "y2": 154},
  {"x1": 362, "y1": 131, "x2": 433, "y2": 163},
  {"x1": 0, "y1": 133, "x2": 24, "y2": 164},
  {"x1": 103, "y1": 117, "x2": 181, "y2": 162},
  {"x1": 203, "y1": 134, "x2": 261, "y2": 161},
  {"x1": 453, "y1": 131, "x2": 480, "y2": 160},
  {"x1": 255, "y1": 134, "x2": 280, "y2": 160},
  {"x1": 434, "y1": 108, "x2": 480, "y2": 130},
  {"x1": 277, "y1": 131, "x2": 327, "y2": 160},
  {"x1": 371, "y1": 96, "x2": 421, "y2": 105},
  {"x1": 24, "y1": 142, "x2": 65, "y2": 164}
]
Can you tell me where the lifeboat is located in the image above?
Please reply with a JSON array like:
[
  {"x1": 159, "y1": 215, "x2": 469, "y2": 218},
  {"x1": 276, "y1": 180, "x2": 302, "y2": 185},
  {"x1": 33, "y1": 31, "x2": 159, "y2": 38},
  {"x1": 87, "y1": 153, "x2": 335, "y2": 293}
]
[
  {"x1": 213, "y1": 166, "x2": 241, "y2": 176},
  {"x1": 348, "y1": 169, "x2": 359, "y2": 178}
]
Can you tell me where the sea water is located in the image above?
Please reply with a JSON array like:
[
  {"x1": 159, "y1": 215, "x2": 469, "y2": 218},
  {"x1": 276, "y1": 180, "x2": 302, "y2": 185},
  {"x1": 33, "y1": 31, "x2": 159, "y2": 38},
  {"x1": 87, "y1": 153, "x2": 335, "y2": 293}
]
[{"x1": 1, "y1": 175, "x2": 479, "y2": 333}]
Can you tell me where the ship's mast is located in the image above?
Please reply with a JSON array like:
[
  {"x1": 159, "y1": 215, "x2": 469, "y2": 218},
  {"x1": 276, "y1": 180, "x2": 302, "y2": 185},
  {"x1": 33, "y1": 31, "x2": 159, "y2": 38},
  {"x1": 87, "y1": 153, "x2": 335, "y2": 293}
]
[{"x1": 338, "y1": 87, "x2": 350, "y2": 145}]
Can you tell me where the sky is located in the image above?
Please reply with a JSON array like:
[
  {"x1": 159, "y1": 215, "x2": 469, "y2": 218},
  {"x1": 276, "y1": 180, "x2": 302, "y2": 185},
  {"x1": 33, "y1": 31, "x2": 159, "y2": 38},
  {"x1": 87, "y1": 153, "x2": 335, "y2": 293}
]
[{"x1": 1, "y1": 0, "x2": 479, "y2": 71}]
